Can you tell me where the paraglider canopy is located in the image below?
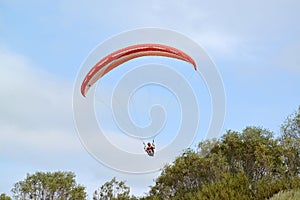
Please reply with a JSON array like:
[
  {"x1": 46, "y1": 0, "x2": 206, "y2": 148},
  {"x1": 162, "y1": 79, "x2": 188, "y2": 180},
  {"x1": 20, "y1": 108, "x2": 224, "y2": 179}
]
[{"x1": 81, "y1": 43, "x2": 197, "y2": 97}]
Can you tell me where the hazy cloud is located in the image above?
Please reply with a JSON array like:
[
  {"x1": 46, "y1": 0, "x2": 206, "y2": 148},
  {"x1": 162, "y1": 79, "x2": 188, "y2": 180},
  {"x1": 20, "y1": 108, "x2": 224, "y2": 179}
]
[{"x1": 0, "y1": 47, "x2": 80, "y2": 155}]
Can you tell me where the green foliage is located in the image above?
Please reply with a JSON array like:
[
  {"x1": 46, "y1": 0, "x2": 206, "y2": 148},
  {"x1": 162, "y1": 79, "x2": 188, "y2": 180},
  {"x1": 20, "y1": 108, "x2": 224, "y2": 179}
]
[
  {"x1": 280, "y1": 106, "x2": 300, "y2": 177},
  {"x1": 93, "y1": 177, "x2": 132, "y2": 200},
  {"x1": 196, "y1": 172, "x2": 252, "y2": 200},
  {"x1": 11, "y1": 171, "x2": 87, "y2": 200},
  {"x1": 146, "y1": 113, "x2": 300, "y2": 200},
  {"x1": 149, "y1": 149, "x2": 228, "y2": 199},
  {"x1": 218, "y1": 127, "x2": 284, "y2": 180},
  {"x1": 269, "y1": 188, "x2": 300, "y2": 200},
  {"x1": 0, "y1": 193, "x2": 12, "y2": 200},
  {"x1": 254, "y1": 176, "x2": 300, "y2": 199},
  {"x1": 281, "y1": 106, "x2": 300, "y2": 139}
]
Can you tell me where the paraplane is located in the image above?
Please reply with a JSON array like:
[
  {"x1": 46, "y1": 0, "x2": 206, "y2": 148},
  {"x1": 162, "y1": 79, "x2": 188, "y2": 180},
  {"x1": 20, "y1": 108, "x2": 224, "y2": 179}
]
[{"x1": 81, "y1": 43, "x2": 197, "y2": 97}]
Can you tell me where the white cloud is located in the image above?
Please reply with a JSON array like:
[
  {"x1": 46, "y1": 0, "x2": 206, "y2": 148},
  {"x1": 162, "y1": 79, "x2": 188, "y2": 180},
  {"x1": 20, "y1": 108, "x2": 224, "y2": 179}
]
[
  {"x1": 0, "y1": 47, "x2": 91, "y2": 195},
  {"x1": 3, "y1": 0, "x2": 300, "y2": 60},
  {"x1": 54, "y1": 0, "x2": 299, "y2": 65},
  {"x1": 0, "y1": 47, "x2": 80, "y2": 156},
  {"x1": 0, "y1": 125, "x2": 80, "y2": 155},
  {"x1": 0, "y1": 47, "x2": 71, "y2": 129}
]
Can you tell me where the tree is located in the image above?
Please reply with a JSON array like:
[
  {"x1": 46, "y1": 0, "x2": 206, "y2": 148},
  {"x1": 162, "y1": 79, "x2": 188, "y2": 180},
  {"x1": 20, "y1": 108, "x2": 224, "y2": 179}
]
[
  {"x1": 217, "y1": 127, "x2": 285, "y2": 182},
  {"x1": 0, "y1": 193, "x2": 12, "y2": 200},
  {"x1": 281, "y1": 106, "x2": 300, "y2": 139},
  {"x1": 148, "y1": 149, "x2": 228, "y2": 199},
  {"x1": 93, "y1": 177, "x2": 131, "y2": 200},
  {"x1": 11, "y1": 171, "x2": 86, "y2": 200},
  {"x1": 146, "y1": 126, "x2": 300, "y2": 200},
  {"x1": 280, "y1": 106, "x2": 300, "y2": 176},
  {"x1": 195, "y1": 172, "x2": 252, "y2": 200}
]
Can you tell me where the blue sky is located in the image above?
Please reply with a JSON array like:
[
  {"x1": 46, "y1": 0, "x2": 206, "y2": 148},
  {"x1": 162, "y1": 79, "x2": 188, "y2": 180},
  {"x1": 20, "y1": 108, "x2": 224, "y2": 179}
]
[{"x1": 1, "y1": 0, "x2": 300, "y2": 198}]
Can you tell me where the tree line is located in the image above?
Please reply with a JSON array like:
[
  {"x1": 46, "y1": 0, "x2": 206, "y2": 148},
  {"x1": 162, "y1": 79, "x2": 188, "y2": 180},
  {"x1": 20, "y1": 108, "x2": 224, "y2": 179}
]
[{"x1": 1, "y1": 106, "x2": 299, "y2": 200}]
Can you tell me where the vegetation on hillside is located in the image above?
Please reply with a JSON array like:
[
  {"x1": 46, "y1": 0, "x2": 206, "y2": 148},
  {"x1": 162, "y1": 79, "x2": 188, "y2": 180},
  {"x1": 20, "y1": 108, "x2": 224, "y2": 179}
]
[{"x1": 269, "y1": 189, "x2": 300, "y2": 200}]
